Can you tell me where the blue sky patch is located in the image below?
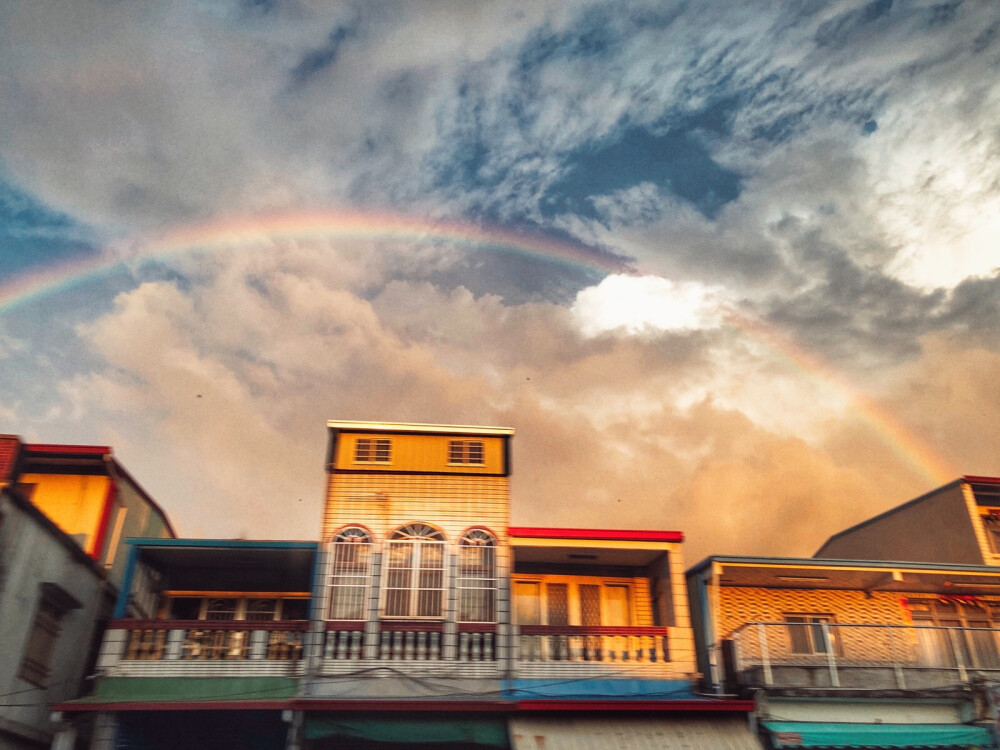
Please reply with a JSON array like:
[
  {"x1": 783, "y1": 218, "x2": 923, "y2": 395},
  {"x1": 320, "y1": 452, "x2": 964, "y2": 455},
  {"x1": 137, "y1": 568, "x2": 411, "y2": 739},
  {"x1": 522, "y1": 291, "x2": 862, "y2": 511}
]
[
  {"x1": 0, "y1": 177, "x2": 98, "y2": 282},
  {"x1": 542, "y1": 125, "x2": 741, "y2": 221}
]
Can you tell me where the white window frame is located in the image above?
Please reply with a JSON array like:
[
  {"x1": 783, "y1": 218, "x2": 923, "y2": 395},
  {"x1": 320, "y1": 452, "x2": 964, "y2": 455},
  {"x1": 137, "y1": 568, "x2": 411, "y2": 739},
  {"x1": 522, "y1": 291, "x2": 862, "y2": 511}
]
[
  {"x1": 448, "y1": 439, "x2": 485, "y2": 466},
  {"x1": 380, "y1": 524, "x2": 447, "y2": 619},
  {"x1": 353, "y1": 438, "x2": 392, "y2": 464},
  {"x1": 456, "y1": 529, "x2": 497, "y2": 623},
  {"x1": 327, "y1": 526, "x2": 374, "y2": 621}
]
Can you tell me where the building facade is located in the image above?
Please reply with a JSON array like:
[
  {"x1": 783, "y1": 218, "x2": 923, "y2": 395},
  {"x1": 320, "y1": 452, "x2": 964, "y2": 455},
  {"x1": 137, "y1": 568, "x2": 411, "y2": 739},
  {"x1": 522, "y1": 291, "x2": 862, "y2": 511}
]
[
  {"x1": 688, "y1": 553, "x2": 1000, "y2": 749},
  {"x1": 65, "y1": 420, "x2": 756, "y2": 749},
  {"x1": 0, "y1": 487, "x2": 108, "y2": 749},
  {"x1": 0, "y1": 438, "x2": 175, "y2": 750}
]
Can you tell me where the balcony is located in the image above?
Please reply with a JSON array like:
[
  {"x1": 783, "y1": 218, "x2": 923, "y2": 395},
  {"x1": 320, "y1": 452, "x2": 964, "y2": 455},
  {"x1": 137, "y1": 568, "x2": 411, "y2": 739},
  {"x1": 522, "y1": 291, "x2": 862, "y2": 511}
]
[
  {"x1": 319, "y1": 622, "x2": 500, "y2": 678},
  {"x1": 727, "y1": 621, "x2": 1000, "y2": 691},
  {"x1": 96, "y1": 619, "x2": 308, "y2": 678},
  {"x1": 516, "y1": 625, "x2": 668, "y2": 662}
]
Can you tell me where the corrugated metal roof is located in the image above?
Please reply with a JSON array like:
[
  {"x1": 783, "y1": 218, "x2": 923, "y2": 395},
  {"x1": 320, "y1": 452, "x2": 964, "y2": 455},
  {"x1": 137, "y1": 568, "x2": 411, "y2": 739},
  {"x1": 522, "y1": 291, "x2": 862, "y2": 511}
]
[{"x1": 509, "y1": 716, "x2": 760, "y2": 750}]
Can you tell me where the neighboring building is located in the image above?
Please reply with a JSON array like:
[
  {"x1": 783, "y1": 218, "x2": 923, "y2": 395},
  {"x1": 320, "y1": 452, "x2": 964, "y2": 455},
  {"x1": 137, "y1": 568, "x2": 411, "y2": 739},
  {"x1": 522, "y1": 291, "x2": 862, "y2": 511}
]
[
  {"x1": 687, "y1": 554, "x2": 1000, "y2": 749},
  {"x1": 0, "y1": 437, "x2": 175, "y2": 750},
  {"x1": 0, "y1": 486, "x2": 107, "y2": 749},
  {"x1": 816, "y1": 476, "x2": 1000, "y2": 566},
  {"x1": 0, "y1": 437, "x2": 176, "y2": 588},
  {"x1": 61, "y1": 538, "x2": 318, "y2": 750}
]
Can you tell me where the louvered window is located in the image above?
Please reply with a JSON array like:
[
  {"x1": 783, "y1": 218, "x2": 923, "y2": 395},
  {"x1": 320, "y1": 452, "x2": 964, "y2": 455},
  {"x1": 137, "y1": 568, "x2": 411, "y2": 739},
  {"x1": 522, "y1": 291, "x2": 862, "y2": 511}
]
[
  {"x1": 354, "y1": 438, "x2": 391, "y2": 463},
  {"x1": 448, "y1": 440, "x2": 484, "y2": 465}
]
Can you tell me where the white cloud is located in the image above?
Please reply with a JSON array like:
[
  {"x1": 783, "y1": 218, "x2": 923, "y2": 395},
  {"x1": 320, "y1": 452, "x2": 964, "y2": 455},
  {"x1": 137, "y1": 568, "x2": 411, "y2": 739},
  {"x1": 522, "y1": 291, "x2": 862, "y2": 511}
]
[{"x1": 571, "y1": 273, "x2": 725, "y2": 336}]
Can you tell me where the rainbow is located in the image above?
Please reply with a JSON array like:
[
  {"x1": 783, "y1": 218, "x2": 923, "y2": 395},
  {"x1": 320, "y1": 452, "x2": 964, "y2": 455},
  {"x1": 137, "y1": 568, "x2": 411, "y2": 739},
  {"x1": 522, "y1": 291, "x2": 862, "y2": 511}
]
[
  {"x1": 0, "y1": 209, "x2": 956, "y2": 488},
  {"x1": 0, "y1": 210, "x2": 633, "y2": 315},
  {"x1": 719, "y1": 306, "x2": 956, "y2": 486}
]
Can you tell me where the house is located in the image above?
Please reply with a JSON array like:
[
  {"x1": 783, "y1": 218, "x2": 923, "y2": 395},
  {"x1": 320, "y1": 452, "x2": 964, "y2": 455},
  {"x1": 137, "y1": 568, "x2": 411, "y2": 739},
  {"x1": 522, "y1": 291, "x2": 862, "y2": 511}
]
[
  {"x1": 687, "y1": 554, "x2": 1000, "y2": 749},
  {"x1": 0, "y1": 486, "x2": 108, "y2": 749},
  {"x1": 0, "y1": 437, "x2": 176, "y2": 588},
  {"x1": 297, "y1": 420, "x2": 757, "y2": 749},
  {"x1": 816, "y1": 475, "x2": 1000, "y2": 566},
  {"x1": 60, "y1": 538, "x2": 318, "y2": 750},
  {"x1": 0, "y1": 437, "x2": 175, "y2": 750}
]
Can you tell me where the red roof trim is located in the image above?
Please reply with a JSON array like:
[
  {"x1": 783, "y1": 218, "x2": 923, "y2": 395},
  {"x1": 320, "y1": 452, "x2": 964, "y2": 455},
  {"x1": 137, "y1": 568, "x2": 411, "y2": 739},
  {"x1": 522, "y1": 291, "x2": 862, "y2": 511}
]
[
  {"x1": 515, "y1": 699, "x2": 755, "y2": 712},
  {"x1": 965, "y1": 475, "x2": 1000, "y2": 485},
  {"x1": 508, "y1": 527, "x2": 683, "y2": 543},
  {"x1": 23, "y1": 443, "x2": 112, "y2": 456}
]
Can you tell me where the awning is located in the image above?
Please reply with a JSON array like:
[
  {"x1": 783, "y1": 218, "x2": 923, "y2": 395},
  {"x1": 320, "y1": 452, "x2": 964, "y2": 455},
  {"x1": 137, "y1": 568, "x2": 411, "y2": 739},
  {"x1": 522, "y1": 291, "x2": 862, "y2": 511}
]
[
  {"x1": 762, "y1": 721, "x2": 994, "y2": 749},
  {"x1": 304, "y1": 717, "x2": 509, "y2": 748},
  {"x1": 509, "y1": 716, "x2": 760, "y2": 749}
]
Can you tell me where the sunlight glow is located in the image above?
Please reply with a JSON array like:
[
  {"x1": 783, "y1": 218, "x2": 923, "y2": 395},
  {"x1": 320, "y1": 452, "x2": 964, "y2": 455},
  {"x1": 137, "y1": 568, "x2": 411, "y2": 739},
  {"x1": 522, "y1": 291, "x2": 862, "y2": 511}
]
[{"x1": 571, "y1": 274, "x2": 724, "y2": 336}]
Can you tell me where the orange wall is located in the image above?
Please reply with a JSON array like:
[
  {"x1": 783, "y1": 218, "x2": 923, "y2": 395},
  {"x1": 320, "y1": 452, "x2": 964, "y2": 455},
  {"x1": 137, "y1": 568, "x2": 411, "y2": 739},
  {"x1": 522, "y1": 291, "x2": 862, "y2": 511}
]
[
  {"x1": 20, "y1": 473, "x2": 111, "y2": 556},
  {"x1": 333, "y1": 432, "x2": 506, "y2": 474}
]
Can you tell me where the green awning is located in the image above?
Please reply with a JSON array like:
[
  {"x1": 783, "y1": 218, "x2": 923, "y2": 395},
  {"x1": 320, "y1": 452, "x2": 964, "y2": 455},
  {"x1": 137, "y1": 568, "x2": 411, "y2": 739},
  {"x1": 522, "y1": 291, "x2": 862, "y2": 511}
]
[
  {"x1": 762, "y1": 721, "x2": 994, "y2": 749},
  {"x1": 304, "y1": 717, "x2": 509, "y2": 748}
]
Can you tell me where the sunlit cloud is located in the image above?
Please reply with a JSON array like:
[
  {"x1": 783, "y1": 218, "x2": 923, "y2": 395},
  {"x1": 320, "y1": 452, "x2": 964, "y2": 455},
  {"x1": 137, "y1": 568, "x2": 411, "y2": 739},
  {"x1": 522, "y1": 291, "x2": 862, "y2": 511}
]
[{"x1": 571, "y1": 274, "x2": 726, "y2": 336}]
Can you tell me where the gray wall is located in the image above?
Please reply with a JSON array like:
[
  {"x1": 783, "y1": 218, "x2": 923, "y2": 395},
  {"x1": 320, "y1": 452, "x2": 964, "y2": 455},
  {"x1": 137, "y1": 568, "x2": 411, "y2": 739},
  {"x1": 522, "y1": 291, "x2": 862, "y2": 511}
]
[
  {"x1": 815, "y1": 483, "x2": 982, "y2": 564},
  {"x1": 0, "y1": 492, "x2": 106, "y2": 749}
]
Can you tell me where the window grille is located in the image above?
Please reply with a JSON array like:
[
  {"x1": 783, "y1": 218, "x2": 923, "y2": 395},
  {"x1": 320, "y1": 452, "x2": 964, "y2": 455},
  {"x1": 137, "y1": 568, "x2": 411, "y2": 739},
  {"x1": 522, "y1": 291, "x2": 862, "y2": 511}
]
[
  {"x1": 246, "y1": 599, "x2": 278, "y2": 621},
  {"x1": 457, "y1": 529, "x2": 497, "y2": 622},
  {"x1": 329, "y1": 527, "x2": 373, "y2": 620},
  {"x1": 383, "y1": 524, "x2": 446, "y2": 618},
  {"x1": 448, "y1": 440, "x2": 484, "y2": 465},
  {"x1": 354, "y1": 438, "x2": 391, "y2": 463},
  {"x1": 204, "y1": 599, "x2": 238, "y2": 621}
]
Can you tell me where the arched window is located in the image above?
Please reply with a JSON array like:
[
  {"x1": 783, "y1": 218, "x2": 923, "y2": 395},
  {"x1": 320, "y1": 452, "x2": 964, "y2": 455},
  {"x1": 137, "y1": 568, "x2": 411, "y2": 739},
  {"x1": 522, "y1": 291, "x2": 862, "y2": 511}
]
[
  {"x1": 383, "y1": 524, "x2": 446, "y2": 618},
  {"x1": 458, "y1": 529, "x2": 496, "y2": 622},
  {"x1": 329, "y1": 527, "x2": 373, "y2": 620}
]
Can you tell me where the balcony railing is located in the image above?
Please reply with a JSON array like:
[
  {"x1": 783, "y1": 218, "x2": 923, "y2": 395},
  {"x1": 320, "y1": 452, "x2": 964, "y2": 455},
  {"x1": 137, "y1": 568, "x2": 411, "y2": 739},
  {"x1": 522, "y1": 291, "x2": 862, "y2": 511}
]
[
  {"x1": 516, "y1": 625, "x2": 669, "y2": 664},
  {"x1": 323, "y1": 622, "x2": 497, "y2": 661},
  {"x1": 729, "y1": 621, "x2": 1000, "y2": 690},
  {"x1": 111, "y1": 619, "x2": 308, "y2": 662}
]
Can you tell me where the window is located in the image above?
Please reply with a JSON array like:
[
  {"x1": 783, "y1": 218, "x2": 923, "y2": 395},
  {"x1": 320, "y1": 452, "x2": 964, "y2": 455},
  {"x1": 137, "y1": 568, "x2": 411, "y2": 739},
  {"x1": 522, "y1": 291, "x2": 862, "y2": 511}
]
[
  {"x1": 785, "y1": 614, "x2": 839, "y2": 655},
  {"x1": 383, "y1": 524, "x2": 446, "y2": 618},
  {"x1": 457, "y1": 529, "x2": 496, "y2": 622},
  {"x1": 448, "y1": 440, "x2": 484, "y2": 465},
  {"x1": 329, "y1": 527, "x2": 373, "y2": 620},
  {"x1": 512, "y1": 577, "x2": 633, "y2": 627},
  {"x1": 19, "y1": 583, "x2": 81, "y2": 687},
  {"x1": 908, "y1": 597, "x2": 1000, "y2": 669},
  {"x1": 354, "y1": 438, "x2": 391, "y2": 463}
]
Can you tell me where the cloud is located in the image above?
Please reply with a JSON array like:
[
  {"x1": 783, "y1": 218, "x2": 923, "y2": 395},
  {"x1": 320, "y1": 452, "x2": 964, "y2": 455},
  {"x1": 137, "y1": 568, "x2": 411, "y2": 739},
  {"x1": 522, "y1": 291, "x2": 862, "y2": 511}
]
[
  {"x1": 4, "y1": 0, "x2": 1000, "y2": 562},
  {"x1": 571, "y1": 274, "x2": 725, "y2": 336}
]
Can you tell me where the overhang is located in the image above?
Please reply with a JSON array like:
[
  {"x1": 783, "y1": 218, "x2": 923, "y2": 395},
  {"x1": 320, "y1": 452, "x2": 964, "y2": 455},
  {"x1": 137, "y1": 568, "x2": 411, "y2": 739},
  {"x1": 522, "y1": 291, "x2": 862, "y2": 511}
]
[
  {"x1": 694, "y1": 556, "x2": 1000, "y2": 595},
  {"x1": 761, "y1": 721, "x2": 993, "y2": 749}
]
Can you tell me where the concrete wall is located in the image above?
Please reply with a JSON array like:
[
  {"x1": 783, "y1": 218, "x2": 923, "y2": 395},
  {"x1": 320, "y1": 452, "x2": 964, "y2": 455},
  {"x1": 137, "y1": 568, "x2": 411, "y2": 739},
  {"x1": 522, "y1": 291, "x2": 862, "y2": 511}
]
[
  {"x1": 0, "y1": 493, "x2": 106, "y2": 749},
  {"x1": 815, "y1": 483, "x2": 982, "y2": 564}
]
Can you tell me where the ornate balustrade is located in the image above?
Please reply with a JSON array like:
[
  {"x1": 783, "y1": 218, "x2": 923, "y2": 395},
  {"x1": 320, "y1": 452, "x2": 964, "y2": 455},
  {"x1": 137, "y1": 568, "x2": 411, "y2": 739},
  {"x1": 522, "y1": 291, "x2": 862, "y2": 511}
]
[
  {"x1": 323, "y1": 621, "x2": 497, "y2": 662},
  {"x1": 515, "y1": 625, "x2": 669, "y2": 664},
  {"x1": 103, "y1": 619, "x2": 307, "y2": 666}
]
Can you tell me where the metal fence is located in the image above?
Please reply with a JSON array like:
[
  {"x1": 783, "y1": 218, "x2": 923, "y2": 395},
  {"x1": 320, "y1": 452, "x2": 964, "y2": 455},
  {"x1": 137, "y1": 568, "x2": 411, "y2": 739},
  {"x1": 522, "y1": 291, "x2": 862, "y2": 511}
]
[{"x1": 728, "y1": 621, "x2": 1000, "y2": 689}]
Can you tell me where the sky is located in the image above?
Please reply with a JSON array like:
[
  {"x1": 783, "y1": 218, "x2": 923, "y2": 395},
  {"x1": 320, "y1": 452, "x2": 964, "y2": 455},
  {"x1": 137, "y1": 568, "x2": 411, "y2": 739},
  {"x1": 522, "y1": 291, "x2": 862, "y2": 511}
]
[{"x1": 2, "y1": 0, "x2": 1000, "y2": 564}]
